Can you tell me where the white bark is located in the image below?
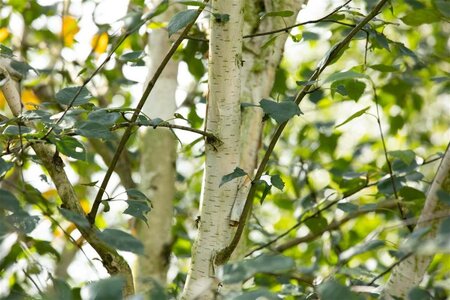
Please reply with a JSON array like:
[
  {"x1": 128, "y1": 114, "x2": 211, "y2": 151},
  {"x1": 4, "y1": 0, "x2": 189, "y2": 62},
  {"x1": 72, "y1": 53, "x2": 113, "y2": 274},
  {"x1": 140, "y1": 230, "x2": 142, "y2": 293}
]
[
  {"x1": 231, "y1": 0, "x2": 306, "y2": 222},
  {"x1": 134, "y1": 0, "x2": 179, "y2": 291},
  {"x1": 182, "y1": 1, "x2": 244, "y2": 298},
  {"x1": 382, "y1": 144, "x2": 450, "y2": 299}
]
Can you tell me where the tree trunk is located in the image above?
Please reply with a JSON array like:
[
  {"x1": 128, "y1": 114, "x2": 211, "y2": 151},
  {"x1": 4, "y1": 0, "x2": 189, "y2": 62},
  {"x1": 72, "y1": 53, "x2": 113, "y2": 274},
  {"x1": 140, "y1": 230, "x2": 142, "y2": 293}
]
[
  {"x1": 181, "y1": 1, "x2": 244, "y2": 298},
  {"x1": 382, "y1": 143, "x2": 450, "y2": 299},
  {"x1": 231, "y1": 0, "x2": 306, "y2": 224},
  {"x1": 134, "y1": 0, "x2": 179, "y2": 291}
]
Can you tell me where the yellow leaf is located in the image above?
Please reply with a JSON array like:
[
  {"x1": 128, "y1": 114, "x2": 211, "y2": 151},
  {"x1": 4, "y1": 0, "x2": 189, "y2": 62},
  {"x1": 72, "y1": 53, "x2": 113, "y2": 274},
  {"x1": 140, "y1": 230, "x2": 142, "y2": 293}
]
[
  {"x1": 0, "y1": 27, "x2": 9, "y2": 42},
  {"x1": 22, "y1": 89, "x2": 41, "y2": 109},
  {"x1": 80, "y1": 198, "x2": 90, "y2": 214},
  {"x1": 42, "y1": 189, "x2": 58, "y2": 200},
  {"x1": 0, "y1": 91, "x2": 6, "y2": 110},
  {"x1": 91, "y1": 32, "x2": 109, "y2": 54},
  {"x1": 61, "y1": 15, "x2": 79, "y2": 46}
]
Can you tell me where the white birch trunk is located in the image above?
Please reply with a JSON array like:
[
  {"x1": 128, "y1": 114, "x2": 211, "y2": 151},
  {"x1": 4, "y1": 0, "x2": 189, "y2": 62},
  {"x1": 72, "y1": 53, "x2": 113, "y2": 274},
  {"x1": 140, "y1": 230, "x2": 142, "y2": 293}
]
[
  {"x1": 181, "y1": 1, "x2": 244, "y2": 298},
  {"x1": 134, "y1": 0, "x2": 179, "y2": 291},
  {"x1": 382, "y1": 144, "x2": 450, "y2": 299},
  {"x1": 231, "y1": 0, "x2": 306, "y2": 222}
]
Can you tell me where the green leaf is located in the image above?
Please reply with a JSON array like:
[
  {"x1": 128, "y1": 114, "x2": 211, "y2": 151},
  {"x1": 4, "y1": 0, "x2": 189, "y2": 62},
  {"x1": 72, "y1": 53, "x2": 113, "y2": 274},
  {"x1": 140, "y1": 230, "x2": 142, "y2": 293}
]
[
  {"x1": 168, "y1": 10, "x2": 197, "y2": 37},
  {"x1": 0, "y1": 44, "x2": 13, "y2": 57},
  {"x1": 369, "y1": 64, "x2": 400, "y2": 72},
  {"x1": 408, "y1": 287, "x2": 431, "y2": 300},
  {"x1": 324, "y1": 71, "x2": 369, "y2": 84},
  {"x1": 437, "y1": 189, "x2": 450, "y2": 206},
  {"x1": 346, "y1": 80, "x2": 366, "y2": 101},
  {"x1": 59, "y1": 208, "x2": 90, "y2": 229},
  {"x1": 49, "y1": 278, "x2": 72, "y2": 300},
  {"x1": 83, "y1": 276, "x2": 125, "y2": 300},
  {"x1": 317, "y1": 280, "x2": 362, "y2": 300},
  {"x1": 260, "y1": 98, "x2": 302, "y2": 124},
  {"x1": 335, "y1": 106, "x2": 370, "y2": 128},
  {"x1": 3, "y1": 125, "x2": 33, "y2": 135},
  {"x1": 339, "y1": 240, "x2": 385, "y2": 261},
  {"x1": 126, "y1": 189, "x2": 150, "y2": 201},
  {"x1": 98, "y1": 229, "x2": 144, "y2": 254},
  {"x1": 55, "y1": 86, "x2": 92, "y2": 106},
  {"x1": 305, "y1": 216, "x2": 328, "y2": 235},
  {"x1": 7, "y1": 212, "x2": 40, "y2": 234},
  {"x1": 76, "y1": 122, "x2": 114, "y2": 140},
  {"x1": 388, "y1": 150, "x2": 416, "y2": 166},
  {"x1": 118, "y1": 51, "x2": 144, "y2": 63},
  {"x1": 88, "y1": 109, "x2": 120, "y2": 126},
  {"x1": 438, "y1": 217, "x2": 450, "y2": 237},
  {"x1": 33, "y1": 240, "x2": 60, "y2": 259},
  {"x1": 270, "y1": 175, "x2": 285, "y2": 191},
  {"x1": 261, "y1": 10, "x2": 294, "y2": 19},
  {"x1": 401, "y1": 9, "x2": 440, "y2": 26},
  {"x1": 435, "y1": 1, "x2": 450, "y2": 18},
  {"x1": 0, "y1": 158, "x2": 13, "y2": 177},
  {"x1": 175, "y1": 1, "x2": 207, "y2": 7},
  {"x1": 337, "y1": 202, "x2": 358, "y2": 213},
  {"x1": 232, "y1": 289, "x2": 279, "y2": 300},
  {"x1": 124, "y1": 200, "x2": 151, "y2": 223},
  {"x1": 54, "y1": 136, "x2": 87, "y2": 161},
  {"x1": 220, "y1": 167, "x2": 247, "y2": 187},
  {"x1": 254, "y1": 179, "x2": 272, "y2": 204},
  {"x1": 399, "y1": 186, "x2": 425, "y2": 202},
  {"x1": 223, "y1": 254, "x2": 295, "y2": 284},
  {"x1": 0, "y1": 189, "x2": 22, "y2": 213}
]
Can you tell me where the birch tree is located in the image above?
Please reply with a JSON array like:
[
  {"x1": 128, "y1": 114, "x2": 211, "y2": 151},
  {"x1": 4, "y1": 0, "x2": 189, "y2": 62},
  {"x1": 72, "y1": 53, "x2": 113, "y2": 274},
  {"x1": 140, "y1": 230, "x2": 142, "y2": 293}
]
[
  {"x1": 134, "y1": 0, "x2": 179, "y2": 290},
  {"x1": 181, "y1": 1, "x2": 244, "y2": 298},
  {"x1": 0, "y1": 0, "x2": 449, "y2": 299}
]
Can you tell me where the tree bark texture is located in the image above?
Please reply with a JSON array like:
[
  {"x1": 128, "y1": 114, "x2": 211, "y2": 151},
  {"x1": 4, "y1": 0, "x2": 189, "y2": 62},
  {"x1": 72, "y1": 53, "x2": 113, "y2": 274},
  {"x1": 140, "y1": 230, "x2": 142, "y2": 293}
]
[{"x1": 182, "y1": 1, "x2": 244, "y2": 298}]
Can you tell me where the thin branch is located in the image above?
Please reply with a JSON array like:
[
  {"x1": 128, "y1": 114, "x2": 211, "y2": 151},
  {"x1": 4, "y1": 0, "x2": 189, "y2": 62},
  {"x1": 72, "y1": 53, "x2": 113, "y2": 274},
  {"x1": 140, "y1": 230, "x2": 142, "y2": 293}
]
[
  {"x1": 215, "y1": 0, "x2": 390, "y2": 266},
  {"x1": 246, "y1": 177, "x2": 369, "y2": 257},
  {"x1": 372, "y1": 85, "x2": 413, "y2": 232},
  {"x1": 111, "y1": 121, "x2": 220, "y2": 142},
  {"x1": 368, "y1": 252, "x2": 413, "y2": 285},
  {"x1": 275, "y1": 199, "x2": 397, "y2": 252},
  {"x1": 243, "y1": 0, "x2": 352, "y2": 39},
  {"x1": 88, "y1": 1, "x2": 210, "y2": 224}
]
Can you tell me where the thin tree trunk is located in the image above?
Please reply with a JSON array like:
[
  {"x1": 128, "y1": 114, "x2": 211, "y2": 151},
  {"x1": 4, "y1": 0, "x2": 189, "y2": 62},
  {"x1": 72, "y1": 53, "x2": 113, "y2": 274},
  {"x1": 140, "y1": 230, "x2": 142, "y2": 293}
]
[
  {"x1": 231, "y1": 0, "x2": 306, "y2": 224},
  {"x1": 382, "y1": 143, "x2": 450, "y2": 299},
  {"x1": 134, "y1": 0, "x2": 179, "y2": 291},
  {"x1": 181, "y1": 1, "x2": 244, "y2": 298}
]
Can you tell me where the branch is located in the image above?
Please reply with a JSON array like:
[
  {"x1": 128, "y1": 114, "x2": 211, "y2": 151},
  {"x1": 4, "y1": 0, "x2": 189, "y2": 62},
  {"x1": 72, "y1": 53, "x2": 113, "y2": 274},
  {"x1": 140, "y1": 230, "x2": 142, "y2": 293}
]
[
  {"x1": 372, "y1": 85, "x2": 413, "y2": 232},
  {"x1": 215, "y1": 0, "x2": 390, "y2": 266},
  {"x1": 246, "y1": 176, "x2": 369, "y2": 257},
  {"x1": 243, "y1": 0, "x2": 352, "y2": 39},
  {"x1": 275, "y1": 200, "x2": 397, "y2": 252},
  {"x1": 111, "y1": 121, "x2": 221, "y2": 143},
  {"x1": 88, "y1": 0, "x2": 210, "y2": 224}
]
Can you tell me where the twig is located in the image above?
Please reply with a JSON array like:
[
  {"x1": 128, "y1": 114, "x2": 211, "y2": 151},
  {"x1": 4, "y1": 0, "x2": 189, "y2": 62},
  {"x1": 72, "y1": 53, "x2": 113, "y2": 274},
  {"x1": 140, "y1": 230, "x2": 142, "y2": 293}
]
[
  {"x1": 372, "y1": 85, "x2": 414, "y2": 232},
  {"x1": 275, "y1": 199, "x2": 397, "y2": 252},
  {"x1": 368, "y1": 252, "x2": 412, "y2": 285},
  {"x1": 246, "y1": 178, "x2": 369, "y2": 257},
  {"x1": 88, "y1": 1, "x2": 210, "y2": 224},
  {"x1": 243, "y1": 1, "x2": 352, "y2": 38},
  {"x1": 111, "y1": 121, "x2": 220, "y2": 142}
]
